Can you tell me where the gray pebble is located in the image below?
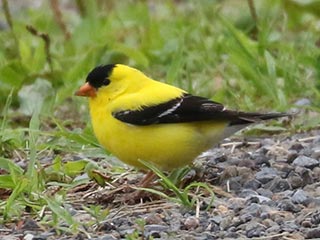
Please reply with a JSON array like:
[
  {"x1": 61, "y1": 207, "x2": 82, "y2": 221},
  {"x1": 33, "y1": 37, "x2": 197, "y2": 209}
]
[
  {"x1": 287, "y1": 151, "x2": 299, "y2": 163},
  {"x1": 256, "y1": 188, "x2": 273, "y2": 198},
  {"x1": 291, "y1": 189, "x2": 309, "y2": 204},
  {"x1": 243, "y1": 179, "x2": 261, "y2": 190},
  {"x1": 144, "y1": 224, "x2": 169, "y2": 238},
  {"x1": 255, "y1": 167, "x2": 278, "y2": 184},
  {"x1": 287, "y1": 172, "x2": 304, "y2": 189},
  {"x1": 228, "y1": 177, "x2": 243, "y2": 192},
  {"x1": 268, "y1": 177, "x2": 291, "y2": 193},
  {"x1": 281, "y1": 221, "x2": 299, "y2": 232},
  {"x1": 312, "y1": 148, "x2": 320, "y2": 159},
  {"x1": 99, "y1": 234, "x2": 119, "y2": 240},
  {"x1": 210, "y1": 216, "x2": 223, "y2": 225},
  {"x1": 239, "y1": 189, "x2": 257, "y2": 198},
  {"x1": 292, "y1": 155, "x2": 319, "y2": 169},
  {"x1": 242, "y1": 203, "x2": 262, "y2": 217},
  {"x1": 311, "y1": 210, "x2": 320, "y2": 224},
  {"x1": 183, "y1": 216, "x2": 199, "y2": 230},
  {"x1": 278, "y1": 199, "x2": 301, "y2": 213},
  {"x1": 227, "y1": 197, "x2": 246, "y2": 211},
  {"x1": 298, "y1": 167, "x2": 314, "y2": 184},
  {"x1": 248, "y1": 195, "x2": 271, "y2": 204},
  {"x1": 265, "y1": 223, "x2": 281, "y2": 233},
  {"x1": 245, "y1": 222, "x2": 265, "y2": 238},
  {"x1": 239, "y1": 213, "x2": 253, "y2": 223},
  {"x1": 301, "y1": 220, "x2": 313, "y2": 228},
  {"x1": 220, "y1": 216, "x2": 233, "y2": 230},
  {"x1": 306, "y1": 227, "x2": 320, "y2": 239}
]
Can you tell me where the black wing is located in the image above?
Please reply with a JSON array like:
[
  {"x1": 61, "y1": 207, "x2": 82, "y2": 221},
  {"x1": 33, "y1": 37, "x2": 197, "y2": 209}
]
[{"x1": 113, "y1": 93, "x2": 288, "y2": 126}]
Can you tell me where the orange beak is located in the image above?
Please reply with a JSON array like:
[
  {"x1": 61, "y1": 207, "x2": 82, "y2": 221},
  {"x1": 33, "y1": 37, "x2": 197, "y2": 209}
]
[{"x1": 75, "y1": 82, "x2": 97, "y2": 97}]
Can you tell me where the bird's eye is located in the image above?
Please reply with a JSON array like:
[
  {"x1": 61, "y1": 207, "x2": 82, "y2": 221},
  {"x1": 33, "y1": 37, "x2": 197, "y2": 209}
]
[{"x1": 102, "y1": 79, "x2": 110, "y2": 86}]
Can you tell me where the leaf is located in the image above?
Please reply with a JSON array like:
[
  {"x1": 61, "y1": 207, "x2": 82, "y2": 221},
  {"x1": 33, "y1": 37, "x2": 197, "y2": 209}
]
[
  {"x1": 18, "y1": 78, "x2": 54, "y2": 116},
  {"x1": 0, "y1": 157, "x2": 24, "y2": 176},
  {"x1": 64, "y1": 160, "x2": 88, "y2": 177},
  {"x1": 3, "y1": 177, "x2": 29, "y2": 219},
  {"x1": 0, "y1": 61, "x2": 26, "y2": 89},
  {"x1": 19, "y1": 40, "x2": 32, "y2": 67},
  {"x1": 0, "y1": 175, "x2": 16, "y2": 189},
  {"x1": 43, "y1": 195, "x2": 78, "y2": 227},
  {"x1": 264, "y1": 50, "x2": 276, "y2": 78}
]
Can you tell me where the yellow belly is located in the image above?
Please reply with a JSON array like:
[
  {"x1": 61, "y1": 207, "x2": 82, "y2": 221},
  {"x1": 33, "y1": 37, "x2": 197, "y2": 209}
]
[{"x1": 90, "y1": 104, "x2": 227, "y2": 170}]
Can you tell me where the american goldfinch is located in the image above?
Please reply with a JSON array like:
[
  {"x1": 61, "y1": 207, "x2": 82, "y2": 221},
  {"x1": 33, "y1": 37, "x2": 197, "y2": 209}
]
[{"x1": 75, "y1": 64, "x2": 288, "y2": 170}]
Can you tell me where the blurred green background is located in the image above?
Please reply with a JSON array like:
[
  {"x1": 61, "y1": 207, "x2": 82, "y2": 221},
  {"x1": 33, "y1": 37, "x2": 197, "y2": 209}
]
[{"x1": 1, "y1": 0, "x2": 319, "y2": 120}]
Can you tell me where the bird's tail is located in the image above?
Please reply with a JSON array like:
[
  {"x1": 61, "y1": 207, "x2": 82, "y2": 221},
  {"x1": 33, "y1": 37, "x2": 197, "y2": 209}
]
[{"x1": 230, "y1": 112, "x2": 290, "y2": 126}]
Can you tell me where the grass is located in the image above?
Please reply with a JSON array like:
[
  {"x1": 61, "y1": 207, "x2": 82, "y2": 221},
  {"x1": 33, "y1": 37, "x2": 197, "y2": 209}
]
[{"x1": 0, "y1": 0, "x2": 320, "y2": 236}]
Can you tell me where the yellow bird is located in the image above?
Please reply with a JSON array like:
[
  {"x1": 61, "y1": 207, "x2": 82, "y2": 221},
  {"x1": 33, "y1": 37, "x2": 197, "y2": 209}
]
[{"x1": 75, "y1": 64, "x2": 287, "y2": 171}]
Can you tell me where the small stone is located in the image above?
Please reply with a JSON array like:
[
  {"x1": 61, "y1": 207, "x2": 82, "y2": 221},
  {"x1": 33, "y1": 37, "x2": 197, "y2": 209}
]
[
  {"x1": 255, "y1": 167, "x2": 278, "y2": 184},
  {"x1": 306, "y1": 227, "x2": 320, "y2": 239},
  {"x1": 268, "y1": 177, "x2": 291, "y2": 193},
  {"x1": 256, "y1": 188, "x2": 273, "y2": 198},
  {"x1": 311, "y1": 211, "x2": 320, "y2": 224},
  {"x1": 313, "y1": 137, "x2": 320, "y2": 145},
  {"x1": 220, "y1": 216, "x2": 233, "y2": 230},
  {"x1": 239, "y1": 213, "x2": 252, "y2": 223},
  {"x1": 265, "y1": 224, "x2": 281, "y2": 233},
  {"x1": 297, "y1": 167, "x2": 314, "y2": 184},
  {"x1": 243, "y1": 179, "x2": 261, "y2": 190},
  {"x1": 306, "y1": 198, "x2": 320, "y2": 208},
  {"x1": 242, "y1": 203, "x2": 262, "y2": 217},
  {"x1": 224, "y1": 232, "x2": 240, "y2": 238},
  {"x1": 293, "y1": 155, "x2": 319, "y2": 169},
  {"x1": 22, "y1": 218, "x2": 40, "y2": 230},
  {"x1": 183, "y1": 217, "x2": 199, "y2": 230},
  {"x1": 278, "y1": 199, "x2": 301, "y2": 213},
  {"x1": 287, "y1": 173, "x2": 304, "y2": 189},
  {"x1": 301, "y1": 220, "x2": 313, "y2": 228},
  {"x1": 238, "y1": 159, "x2": 255, "y2": 168},
  {"x1": 252, "y1": 154, "x2": 270, "y2": 167},
  {"x1": 245, "y1": 222, "x2": 265, "y2": 238},
  {"x1": 248, "y1": 195, "x2": 271, "y2": 204},
  {"x1": 220, "y1": 166, "x2": 238, "y2": 180},
  {"x1": 23, "y1": 234, "x2": 34, "y2": 240},
  {"x1": 145, "y1": 213, "x2": 164, "y2": 225},
  {"x1": 260, "y1": 212, "x2": 270, "y2": 220},
  {"x1": 311, "y1": 148, "x2": 320, "y2": 159},
  {"x1": 144, "y1": 224, "x2": 169, "y2": 237},
  {"x1": 227, "y1": 197, "x2": 246, "y2": 211},
  {"x1": 272, "y1": 190, "x2": 293, "y2": 200},
  {"x1": 282, "y1": 221, "x2": 299, "y2": 232},
  {"x1": 291, "y1": 189, "x2": 309, "y2": 204},
  {"x1": 312, "y1": 167, "x2": 320, "y2": 181},
  {"x1": 287, "y1": 151, "x2": 299, "y2": 164},
  {"x1": 210, "y1": 215, "x2": 223, "y2": 225},
  {"x1": 228, "y1": 177, "x2": 242, "y2": 192},
  {"x1": 100, "y1": 234, "x2": 119, "y2": 240},
  {"x1": 239, "y1": 189, "x2": 257, "y2": 198},
  {"x1": 289, "y1": 142, "x2": 304, "y2": 151},
  {"x1": 301, "y1": 148, "x2": 313, "y2": 157}
]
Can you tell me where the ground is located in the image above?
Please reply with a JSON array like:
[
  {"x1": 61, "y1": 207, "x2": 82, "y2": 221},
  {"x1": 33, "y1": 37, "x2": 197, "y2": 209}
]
[{"x1": 1, "y1": 127, "x2": 320, "y2": 239}]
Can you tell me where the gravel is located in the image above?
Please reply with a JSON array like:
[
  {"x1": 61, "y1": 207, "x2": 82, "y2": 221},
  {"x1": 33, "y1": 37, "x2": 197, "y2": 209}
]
[{"x1": 2, "y1": 129, "x2": 320, "y2": 239}]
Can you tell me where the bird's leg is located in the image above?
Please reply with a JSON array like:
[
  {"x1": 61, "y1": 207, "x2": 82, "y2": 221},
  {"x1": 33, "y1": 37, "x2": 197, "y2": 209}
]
[
  {"x1": 138, "y1": 170, "x2": 157, "y2": 188},
  {"x1": 120, "y1": 171, "x2": 158, "y2": 204}
]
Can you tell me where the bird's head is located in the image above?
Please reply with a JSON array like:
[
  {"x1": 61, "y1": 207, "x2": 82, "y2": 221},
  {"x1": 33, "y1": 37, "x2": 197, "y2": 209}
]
[{"x1": 75, "y1": 64, "x2": 146, "y2": 98}]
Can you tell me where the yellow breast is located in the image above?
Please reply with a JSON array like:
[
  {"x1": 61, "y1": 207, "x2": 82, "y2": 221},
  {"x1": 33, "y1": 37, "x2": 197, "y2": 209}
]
[{"x1": 89, "y1": 97, "x2": 227, "y2": 170}]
